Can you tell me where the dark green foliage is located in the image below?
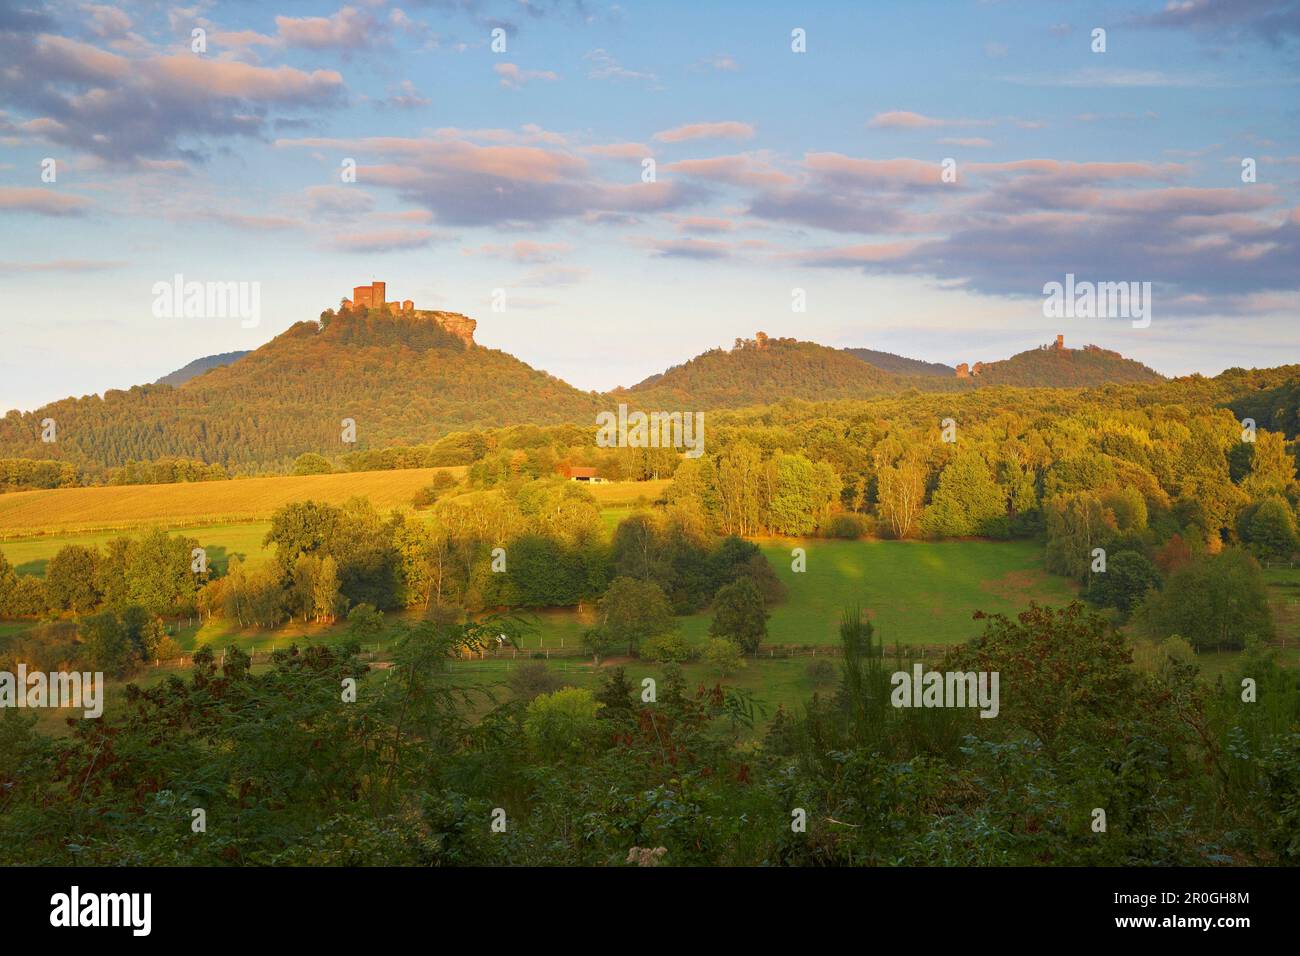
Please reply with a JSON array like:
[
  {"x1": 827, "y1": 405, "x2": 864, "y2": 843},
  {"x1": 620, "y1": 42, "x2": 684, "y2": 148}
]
[{"x1": 1087, "y1": 550, "x2": 1162, "y2": 618}]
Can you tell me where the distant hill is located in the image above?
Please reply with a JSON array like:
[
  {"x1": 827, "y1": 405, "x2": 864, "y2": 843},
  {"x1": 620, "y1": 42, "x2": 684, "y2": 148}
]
[
  {"x1": 623, "y1": 333, "x2": 901, "y2": 408},
  {"x1": 957, "y1": 340, "x2": 1164, "y2": 388},
  {"x1": 0, "y1": 308, "x2": 604, "y2": 470},
  {"x1": 155, "y1": 351, "x2": 250, "y2": 387},
  {"x1": 844, "y1": 348, "x2": 954, "y2": 377}
]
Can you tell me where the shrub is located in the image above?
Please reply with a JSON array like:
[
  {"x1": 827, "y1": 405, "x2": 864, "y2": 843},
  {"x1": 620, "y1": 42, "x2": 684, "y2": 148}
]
[
  {"x1": 641, "y1": 631, "x2": 693, "y2": 663},
  {"x1": 703, "y1": 637, "x2": 745, "y2": 676},
  {"x1": 806, "y1": 658, "x2": 837, "y2": 685}
]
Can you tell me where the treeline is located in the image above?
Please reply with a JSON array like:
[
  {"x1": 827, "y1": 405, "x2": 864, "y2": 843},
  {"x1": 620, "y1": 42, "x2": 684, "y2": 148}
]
[
  {"x1": 0, "y1": 458, "x2": 77, "y2": 493},
  {"x1": 2, "y1": 603, "x2": 1296, "y2": 866},
  {"x1": 0, "y1": 479, "x2": 784, "y2": 670}
]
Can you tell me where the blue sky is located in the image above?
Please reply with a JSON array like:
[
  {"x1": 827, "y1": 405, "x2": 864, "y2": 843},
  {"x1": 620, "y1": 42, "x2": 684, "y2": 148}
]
[{"x1": 2, "y1": 0, "x2": 1298, "y2": 412}]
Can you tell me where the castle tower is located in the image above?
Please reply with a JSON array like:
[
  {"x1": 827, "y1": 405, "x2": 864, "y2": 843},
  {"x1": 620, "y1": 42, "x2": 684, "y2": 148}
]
[
  {"x1": 1054, "y1": 334, "x2": 1065, "y2": 351},
  {"x1": 402, "y1": 300, "x2": 414, "y2": 313}
]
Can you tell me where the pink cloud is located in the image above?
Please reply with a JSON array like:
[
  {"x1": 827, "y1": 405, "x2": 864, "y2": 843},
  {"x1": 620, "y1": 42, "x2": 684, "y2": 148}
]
[
  {"x1": 0, "y1": 187, "x2": 93, "y2": 216},
  {"x1": 654, "y1": 121, "x2": 755, "y2": 143},
  {"x1": 583, "y1": 142, "x2": 650, "y2": 159},
  {"x1": 664, "y1": 153, "x2": 793, "y2": 188},
  {"x1": 494, "y1": 63, "x2": 559, "y2": 89}
]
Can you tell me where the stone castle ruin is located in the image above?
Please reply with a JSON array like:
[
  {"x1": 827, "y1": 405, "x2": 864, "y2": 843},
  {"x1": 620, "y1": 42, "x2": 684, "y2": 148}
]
[
  {"x1": 340, "y1": 281, "x2": 476, "y2": 346},
  {"x1": 956, "y1": 334, "x2": 1091, "y2": 377}
]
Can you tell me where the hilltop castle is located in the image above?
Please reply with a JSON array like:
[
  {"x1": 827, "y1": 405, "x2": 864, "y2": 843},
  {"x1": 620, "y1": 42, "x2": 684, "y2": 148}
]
[{"x1": 340, "y1": 282, "x2": 476, "y2": 346}]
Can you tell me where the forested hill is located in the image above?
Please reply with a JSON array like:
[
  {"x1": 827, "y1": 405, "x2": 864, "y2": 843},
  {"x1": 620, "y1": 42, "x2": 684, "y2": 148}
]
[
  {"x1": 623, "y1": 335, "x2": 904, "y2": 408},
  {"x1": 843, "y1": 347, "x2": 954, "y2": 377},
  {"x1": 964, "y1": 344, "x2": 1164, "y2": 387},
  {"x1": 0, "y1": 309, "x2": 604, "y2": 471},
  {"x1": 154, "y1": 351, "x2": 250, "y2": 386}
]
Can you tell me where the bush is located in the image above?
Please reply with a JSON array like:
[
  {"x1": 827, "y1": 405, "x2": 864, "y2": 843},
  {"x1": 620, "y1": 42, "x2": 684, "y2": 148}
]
[
  {"x1": 823, "y1": 512, "x2": 873, "y2": 539},
  {"x1": 641, "y1": 631, "x2": 693, "y2": 663},
  {"x1": 523, "y1": 688, "x2": 602, "y2": 760},
  {"x1": 703, "y1": 637, "x2": 745, "y2": 676},
  {"x1": 806, "y1": 658, "x2": 837, "y2": 685},
  {"x1": 346, "y1": 603, "x2": 385, "y2": 641},
  {"x1": 507, "y1": 661, "x2": 566, "y2": 701},
  {"x1": 292, "y1": 453, "x2": 333, "y2": 476}
]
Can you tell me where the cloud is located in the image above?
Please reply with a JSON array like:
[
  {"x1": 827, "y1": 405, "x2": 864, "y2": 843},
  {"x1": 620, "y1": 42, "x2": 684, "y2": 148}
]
[
  {"x1": 938, "y1": 137, "x2": 993, "y2": 148},
  {"x1": 1002, "y1": 68, "x2": 1247, "y2": 88},
  {"x1": 0, "y1": 31, "x2": 345, "y2": 162},
  {"x1": 184, "y1": 210, "x2": 301, "y2": 231},
  {"x1": 462, "y1": 240, "x2": 571, "y2": 262},
  {"x1": 869, "y1": 111, "x2": 995, "y2": 130},
  {"x1": 584, "y1": 48, "x2": 658, "y2": 84},
  {"x1": 663, "y1": 153, "x2": 792, "y2": 188},
  {"x1": 327, "y1": 228, "x2": 442, "y2": 253},
  {"x1": 277, "y1": 133, "x2": 707, "y2": 226},
  {"x1": 0, "y1": 186, "x2": 93, "y2": 215},
  {"x1": 304, "y1": 185, "x2": 376, "y2": 218},
  {"x1": 635, "y1": 237, "x2": 732, "y2": 260},
  {"x1": 384, "y1": 80, "x2": 430, "y2": 109},
  {"x1": 653, "y1": 121, "x2": 755, "y2": 143},
  {"x1": 494, "y1": 62, "x2": 559, "y2": 89},
  {"x1": 1131, "y1": 0, "x2": 1300, "y2": 44},
  {"x1": 695, "y1": 53, "x2": 739, "y2": 71},
  {"x1": 275, "y1": 6, "x2": 381, "y2": 51},
  {"x1": 667, "y1": 215, "x2": 736, "y2": 234},
  {"x1": 582, "y1": 142, "x2": 649, "y2": 159}
]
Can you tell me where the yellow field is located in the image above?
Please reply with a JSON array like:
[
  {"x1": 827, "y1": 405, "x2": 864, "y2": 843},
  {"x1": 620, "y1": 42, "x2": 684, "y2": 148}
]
[
  {"x1": 584, "y1": 478, "x2": 670, "y2": 505},
  {"x1": 0, "y1": 470, "x2": 669, "y2": 538},
  {"x1": 0, "y1": 467, "x2": 466, "y2": 537}
]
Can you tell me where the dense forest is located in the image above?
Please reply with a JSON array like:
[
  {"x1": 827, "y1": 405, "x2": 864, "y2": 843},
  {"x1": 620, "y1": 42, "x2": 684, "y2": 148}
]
[{"x1": 0, "y1": 309, "x2": 1216, "y2": 479}]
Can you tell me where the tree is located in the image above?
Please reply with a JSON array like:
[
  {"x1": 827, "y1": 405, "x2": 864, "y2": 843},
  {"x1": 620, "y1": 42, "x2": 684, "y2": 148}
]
[
  {"x1": 597, "y1": 576, "x2": 674, "y2": 656},
  {"x1": 709, "y1": 577, "x2": 767, "y2": 653},
  {"x1": 506, "y1": 661, "x2": 565, "y2": 702},
  {"x1": 44, "y1": 545, "x2": 101, "y2": 614},
  {"x1": 523, "y1": 688, "x2": 602, "y2": 760},
  {"x1": 1243, "y1": 497, "x2": 1297, "y2": 559},
  {"x1": 921, "y1": 449, "x2": 1007, "y2": 538},
  {"x1": 703, "y1": 637, "x2": 745, "y2": 676},
  {"x1": 79, "y1": 612, "x2": 135, "y2": 676},
  {"x1": 312, "y1": 555, "x2": 342, "y2": 623},
  {"x1": 1087, "y1": 550, "x2": 1161, "y2": 618},
  {"x1": 1139, "y1": 549, "x2": 1274, "y2": 650},
  {"x1": 292, "y1": 453, "x2": 333, "y2": 476},
  {"x1": 1045, "y1": 491, "x2": 1113, "y2": 581},
  {"x1": 945, "y1": 603, "x2": 1141, "y2": 754},
  {"x1": 347, "y1": 603, "x2": 385, "y2": 641},
  {"x1": 874, "y1": 444, "x2": 928, "y2": 539},
  {"x1": 1242, "y1": 431, "x2": 1296, "y2": 498},
  {"x1": 580, "y1": 627, "x2": 620, "y2": 666},
  {"x1": 769, "y1": 453, "x2": 839, "y2": 536}
]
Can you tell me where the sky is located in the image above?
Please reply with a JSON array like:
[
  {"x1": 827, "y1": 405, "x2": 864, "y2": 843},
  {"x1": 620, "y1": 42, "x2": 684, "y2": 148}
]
[{"x1": 1, "y1": 0, "x2": 1298, "y2": 413}]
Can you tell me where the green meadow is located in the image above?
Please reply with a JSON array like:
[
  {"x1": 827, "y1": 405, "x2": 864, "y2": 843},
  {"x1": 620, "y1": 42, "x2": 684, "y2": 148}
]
[{"x1": 0, "y1": 521, "x2": 275, "y2": 577}]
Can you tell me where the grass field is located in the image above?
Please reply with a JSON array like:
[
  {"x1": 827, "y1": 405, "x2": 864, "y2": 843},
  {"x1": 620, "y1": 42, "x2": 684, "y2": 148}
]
[
  {"x1": 0, "y1": 466, "x2": 467, "y2": 537},
  {"x1": 519, "y1": 537, "x2": 1082, "y2": 649},
  {"x1": 1, "y1": 521, "x2": 274, "y2": 576}
]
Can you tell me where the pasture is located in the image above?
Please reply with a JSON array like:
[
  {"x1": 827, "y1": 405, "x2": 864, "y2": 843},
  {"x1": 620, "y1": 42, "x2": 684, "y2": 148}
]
[{"x1": 0, "y1": 466, "x2": 466, "y2": 537}]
